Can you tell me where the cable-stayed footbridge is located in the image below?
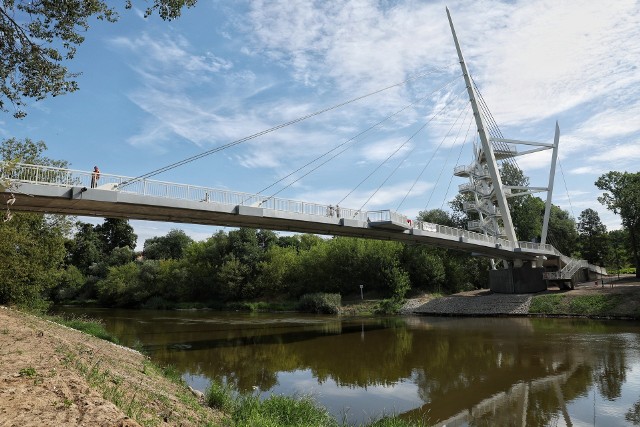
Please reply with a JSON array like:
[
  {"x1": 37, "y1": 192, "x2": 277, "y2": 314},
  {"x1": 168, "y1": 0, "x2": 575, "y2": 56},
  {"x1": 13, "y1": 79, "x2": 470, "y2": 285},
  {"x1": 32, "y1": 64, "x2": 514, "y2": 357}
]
[{"x1": 0, "y1": 9, "x2": 605, "y2": 292}]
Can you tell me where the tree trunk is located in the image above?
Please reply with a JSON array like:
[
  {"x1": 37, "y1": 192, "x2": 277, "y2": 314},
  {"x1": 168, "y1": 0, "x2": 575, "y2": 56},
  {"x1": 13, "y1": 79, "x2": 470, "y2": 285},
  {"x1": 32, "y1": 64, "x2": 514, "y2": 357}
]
[{"x1": 629, "y1": 226, "x2": 640, "y2": 278}]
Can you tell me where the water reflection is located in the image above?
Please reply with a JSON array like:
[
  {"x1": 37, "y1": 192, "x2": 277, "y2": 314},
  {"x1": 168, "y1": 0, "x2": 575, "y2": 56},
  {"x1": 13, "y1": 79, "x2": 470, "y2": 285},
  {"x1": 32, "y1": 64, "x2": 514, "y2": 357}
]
[{"x1": 59, "y1": 308, "x2": 640, "y2": 426}]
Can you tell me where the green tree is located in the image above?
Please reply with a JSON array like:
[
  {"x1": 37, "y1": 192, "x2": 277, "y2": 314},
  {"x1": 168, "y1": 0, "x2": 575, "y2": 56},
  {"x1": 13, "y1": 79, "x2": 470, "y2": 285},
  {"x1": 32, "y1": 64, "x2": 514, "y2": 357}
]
[
  {"x1": 143, "y1": 229, "x2": 193, "y2": 260},
  {"x1": 604, "y1": 229, "x2": 631, "y2": 271},
  {"x1": 1, "y1": 0, "x2": 197, "y2": 118},
  {"x1": 0, "y1": 138, "x2": 70, "y2": 309},
  {"x1": 546, "y1": 205, "x2": 578, "y2": 256},
  {"x1": 596, "y1": 171, "x2": 640, "y2": 277},
  {"x1": 0, "y1": 213, "x2": 67, "y2": 309},
  {"x1": 577, "y1": 208, "x2": 608, "y2": 265},
  {"x1": 95, "y1": 218, "x2": 137, "y2": 252},
  {"x1": 66, "y1": 221, "x2": 103, "y2": 274},
  {"x1": 417, "y1": 208, "x2": 457, "y2": 227},
  {"x1": 500, "y1": 163, "x2": 545, "y2": 242}
]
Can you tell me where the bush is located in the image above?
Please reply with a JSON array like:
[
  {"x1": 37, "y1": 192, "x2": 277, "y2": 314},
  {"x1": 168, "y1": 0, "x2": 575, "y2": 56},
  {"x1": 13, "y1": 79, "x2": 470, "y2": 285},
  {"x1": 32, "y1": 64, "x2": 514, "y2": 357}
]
[
  {"x1": 298, "y1": 293, "x2": 341, "y2": 314},
  {"x1": 375, "y1": 298, "x2": 404, "y2": 315},
  {"x1": 233, "y1": 394, "x2": 338, "y2": 427},
  {"x1": 205, "y1": 380, "x2": 236, "y2": 412}
]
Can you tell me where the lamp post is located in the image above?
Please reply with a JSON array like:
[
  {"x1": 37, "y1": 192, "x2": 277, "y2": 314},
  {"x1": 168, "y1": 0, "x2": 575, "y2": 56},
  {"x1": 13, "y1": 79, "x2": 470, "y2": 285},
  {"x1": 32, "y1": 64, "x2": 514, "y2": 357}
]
[{"x1": 359, "y1": 285, "x2": 364, "y2": 300}]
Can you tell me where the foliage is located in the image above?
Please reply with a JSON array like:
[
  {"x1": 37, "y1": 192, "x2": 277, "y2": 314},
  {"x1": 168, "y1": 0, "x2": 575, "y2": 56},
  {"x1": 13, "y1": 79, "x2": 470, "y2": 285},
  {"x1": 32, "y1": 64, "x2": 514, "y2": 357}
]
[
  {"x1": 528, "y1": 295, "x2": 564, "y2": 313},
  {"x1": 46, "y1": 314, "x2": 118, "y2": 343},
  {"x1": 232, "y1": 394, "x2": 338, "y2": 427},
  {"x1": 577, "y1": 208, "x2": 608, "y2": 265},
  {"x1": 1, "y1": 137, "x2": 68, "y2": 167},
  {"x1": 143, "y1": 229, "x2": 193, "y2": 260},
  {"x1": 529, "y1": 294, "x2": 623, "y2": 316},
  {"x1": 1, "y1": 1, "x2": 197, "y2": 118},
  {"x1": 205, "y1": 380, "x2": 236, "y2": 413},
  {"x1": 0, "y1": 213, "x2": 66, "y2": 309},
  {"x1": 95, "y1": 218, "x2": 137, "y2": 252},
  {"x1": 417, "y1": 208, "x2": 457, "y2": 227},
  {"x1": 298, "y1": 293, "x2": 341, "y2": 314},
  {"x1": 596, "y1": 171, "x2": 640, "y2": 277},
  {"x1": 375, "y1": 298, "x2": 404, "y2": 315},
  {"x1": 546, "y1": 205, "x2": 578, "y2": 256}
]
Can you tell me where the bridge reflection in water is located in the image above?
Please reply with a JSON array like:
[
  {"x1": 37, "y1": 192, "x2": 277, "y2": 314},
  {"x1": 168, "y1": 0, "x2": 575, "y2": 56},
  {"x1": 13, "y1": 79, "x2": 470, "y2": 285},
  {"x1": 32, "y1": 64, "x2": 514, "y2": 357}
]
[{"x1": 57, "y1": 308, "x2": 640, "y2": 426}]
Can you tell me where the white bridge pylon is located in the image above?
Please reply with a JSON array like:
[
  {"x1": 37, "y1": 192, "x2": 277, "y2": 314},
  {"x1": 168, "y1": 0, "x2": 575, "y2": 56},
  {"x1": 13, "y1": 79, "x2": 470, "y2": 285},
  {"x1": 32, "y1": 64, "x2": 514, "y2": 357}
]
[{"x1": 447, "y1": 7, "x2": 560, "y2": 268}]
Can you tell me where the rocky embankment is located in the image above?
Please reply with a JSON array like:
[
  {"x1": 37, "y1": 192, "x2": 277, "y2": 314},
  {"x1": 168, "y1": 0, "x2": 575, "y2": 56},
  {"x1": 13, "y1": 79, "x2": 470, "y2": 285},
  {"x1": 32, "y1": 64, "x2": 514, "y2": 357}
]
[{"x1": 402, "y1": 276, "x2": 640, "y2": 318}]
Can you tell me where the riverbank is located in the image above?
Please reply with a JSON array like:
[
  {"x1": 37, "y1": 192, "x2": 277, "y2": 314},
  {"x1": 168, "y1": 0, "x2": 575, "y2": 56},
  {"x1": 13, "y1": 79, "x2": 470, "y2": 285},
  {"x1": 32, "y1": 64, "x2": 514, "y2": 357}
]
[
  {"x1": 405, "y1": 276, "x2": 640, "y2": 319},
  {"x1": 0, "y1": 306, "x2": 222, "y2": 426},
  {"x1": 2, "y1": 278, "x2": 638, "y2": 426}
]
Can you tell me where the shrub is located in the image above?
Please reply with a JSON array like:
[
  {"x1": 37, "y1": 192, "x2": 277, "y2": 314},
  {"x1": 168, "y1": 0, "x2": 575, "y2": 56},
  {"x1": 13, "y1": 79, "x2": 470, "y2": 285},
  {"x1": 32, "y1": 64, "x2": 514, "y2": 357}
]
[
  {"x1": 298, "y1": 293, "x2": 341, "y2": 314},
  {"x1": 205, "y1": 380, "x2": 236, "y2": 413},
  {"x1": 233, "y1": 394, "x2": 338, "y2": 427},
  {"x1": 375, "y1": 298, "x2": 404, "y2": 315}
]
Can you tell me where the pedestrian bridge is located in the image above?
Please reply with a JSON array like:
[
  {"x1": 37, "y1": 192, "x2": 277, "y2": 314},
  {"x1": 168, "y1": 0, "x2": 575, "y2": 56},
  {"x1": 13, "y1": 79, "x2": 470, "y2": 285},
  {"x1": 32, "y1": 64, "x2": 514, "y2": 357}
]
[{"x1": 1, "y1": 162, "x2": 603, "y2": 277}]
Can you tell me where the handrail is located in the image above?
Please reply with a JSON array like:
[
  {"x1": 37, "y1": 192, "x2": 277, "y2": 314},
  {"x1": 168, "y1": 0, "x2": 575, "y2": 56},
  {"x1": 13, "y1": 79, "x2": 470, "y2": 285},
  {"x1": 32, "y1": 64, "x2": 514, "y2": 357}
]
[{"x1": 2, "y1": 162, "x2": 589, "y2": 261}]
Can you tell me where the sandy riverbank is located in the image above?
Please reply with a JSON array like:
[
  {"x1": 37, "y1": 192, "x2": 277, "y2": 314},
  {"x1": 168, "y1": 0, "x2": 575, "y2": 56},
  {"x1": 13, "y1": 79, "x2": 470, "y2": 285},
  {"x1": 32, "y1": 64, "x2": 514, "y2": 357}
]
[{"x1": 0, "y1": 307, "x2": 222, "y2": 427}]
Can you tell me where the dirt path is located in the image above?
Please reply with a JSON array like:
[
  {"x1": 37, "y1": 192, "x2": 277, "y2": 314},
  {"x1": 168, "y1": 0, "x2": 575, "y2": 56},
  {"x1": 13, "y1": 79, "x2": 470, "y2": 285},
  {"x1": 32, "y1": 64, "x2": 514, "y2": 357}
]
[{"x1": 0, "y1": 307, "x2": 221, "y2": 427}]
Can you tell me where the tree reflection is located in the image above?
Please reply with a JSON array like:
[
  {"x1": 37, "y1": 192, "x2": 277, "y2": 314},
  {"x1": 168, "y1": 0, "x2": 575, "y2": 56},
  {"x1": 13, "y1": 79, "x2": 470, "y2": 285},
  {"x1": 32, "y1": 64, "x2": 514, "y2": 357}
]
[
  {"x1": 593, "y1": 338, "x2": 626, "y2": 400},
  {"x1": 626, "y1": 400, "x2": 640, "y2": 425},
  {"x1": 64, "y1": 309, "x2": 638, "y2": 425}
]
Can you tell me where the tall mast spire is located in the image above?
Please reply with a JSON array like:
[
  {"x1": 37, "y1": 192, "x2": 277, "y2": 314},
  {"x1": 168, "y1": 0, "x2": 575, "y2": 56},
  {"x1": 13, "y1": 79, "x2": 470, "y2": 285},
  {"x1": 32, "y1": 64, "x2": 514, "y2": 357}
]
[{"x1": 446, "y1": 7, "x2": 518, "y2": 246}]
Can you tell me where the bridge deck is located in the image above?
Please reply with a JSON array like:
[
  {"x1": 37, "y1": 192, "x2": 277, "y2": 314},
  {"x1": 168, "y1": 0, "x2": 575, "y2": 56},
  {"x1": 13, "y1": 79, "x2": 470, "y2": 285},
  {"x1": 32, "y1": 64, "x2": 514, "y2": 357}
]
[{"x1": 1, "y1": 163, "x2": 571, "y2": 262}]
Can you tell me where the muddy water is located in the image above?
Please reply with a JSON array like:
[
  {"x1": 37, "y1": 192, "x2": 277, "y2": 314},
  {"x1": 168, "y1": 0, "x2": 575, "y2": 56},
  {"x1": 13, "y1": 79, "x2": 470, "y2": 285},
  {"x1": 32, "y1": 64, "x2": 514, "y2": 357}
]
[{"x1": 59, "y1": 308, "x2": 640, "y2": 426}]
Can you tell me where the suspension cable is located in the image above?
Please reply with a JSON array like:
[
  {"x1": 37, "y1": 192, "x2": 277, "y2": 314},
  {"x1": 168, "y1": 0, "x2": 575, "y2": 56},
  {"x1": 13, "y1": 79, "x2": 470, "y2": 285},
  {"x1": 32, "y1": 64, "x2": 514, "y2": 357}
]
[
  {"x1": 117, "y1": 69, "x2": 452, "y2": 188},
  {"x1": 397, "y1": 103, "x2": 469, "y2": 211},
  {"x1": 441, "y1": 117, "x2": 474, "y2": 209},
  {"x1": 338, "y1": 86, "x2": 467, "y2": 209},
  {"x1": 261, "y1": 77, "x2": 468, "y2": 204},
  {"x1": 422, "y1": 110, "x2": 470, "y2": 210},
  {"x1": 558, "y1": 159, "x2": 575, "y2": 219},
  {"x1": 251, "y1": 75, "x2": 463, "y2": 201}
]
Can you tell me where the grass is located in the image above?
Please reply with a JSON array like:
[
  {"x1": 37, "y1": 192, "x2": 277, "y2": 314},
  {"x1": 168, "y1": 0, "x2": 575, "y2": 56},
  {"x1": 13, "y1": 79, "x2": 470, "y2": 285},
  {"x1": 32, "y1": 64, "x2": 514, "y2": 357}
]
[
  {"x1": 204, "y1": 380, "x2": 431, "y2": 427},
  {"x1": 231, "y1": 393, "x2": 338, "y2": 427},
  {"x1": 530, "y1": 294, "x2": 623, "y2": 316},
  {"x1": 44, "y1": 314, "x2": 119, "y2": 343}
]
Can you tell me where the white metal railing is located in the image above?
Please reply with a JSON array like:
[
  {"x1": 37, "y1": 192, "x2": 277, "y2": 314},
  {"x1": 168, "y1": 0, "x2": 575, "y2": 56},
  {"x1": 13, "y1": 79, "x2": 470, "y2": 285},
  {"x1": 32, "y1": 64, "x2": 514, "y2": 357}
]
[
  {"x1": 454, "y1": 164, "x2": 489, "y2": 178},
  {"x1": 3, "y1": 162, "x2": 585, "y2": 260},
  {"x1": 462, "y1": 201, "x2": 500, "y2": 216},
  {"x1": 458, "y1": 182, "x2": 495, "y2": 197},
  {"x1": 2, "y1": 163, "x2": 372, "y2": 221}
]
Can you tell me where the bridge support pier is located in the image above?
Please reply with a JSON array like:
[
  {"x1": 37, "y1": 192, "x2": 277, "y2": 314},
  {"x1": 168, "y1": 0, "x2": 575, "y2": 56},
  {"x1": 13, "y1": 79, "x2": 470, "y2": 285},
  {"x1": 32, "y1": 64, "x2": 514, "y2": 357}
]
[{"x1": 489, "y1": 264, "x2": 546, "y2": 293}]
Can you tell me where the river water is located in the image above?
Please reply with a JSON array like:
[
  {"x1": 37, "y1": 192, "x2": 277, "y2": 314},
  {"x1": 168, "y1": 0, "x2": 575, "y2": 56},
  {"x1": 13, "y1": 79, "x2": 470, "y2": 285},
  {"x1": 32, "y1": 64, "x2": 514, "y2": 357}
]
[{"x1": 58, "y1": 308, "x2": 640, "y2": 426}]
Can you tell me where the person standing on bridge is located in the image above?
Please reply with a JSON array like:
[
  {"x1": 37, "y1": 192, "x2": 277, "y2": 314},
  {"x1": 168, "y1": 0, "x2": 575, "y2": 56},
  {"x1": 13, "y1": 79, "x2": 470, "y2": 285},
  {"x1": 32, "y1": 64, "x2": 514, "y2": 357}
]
[{"x1": 91, "y1": 166, "x2": 100, "y2": 188}]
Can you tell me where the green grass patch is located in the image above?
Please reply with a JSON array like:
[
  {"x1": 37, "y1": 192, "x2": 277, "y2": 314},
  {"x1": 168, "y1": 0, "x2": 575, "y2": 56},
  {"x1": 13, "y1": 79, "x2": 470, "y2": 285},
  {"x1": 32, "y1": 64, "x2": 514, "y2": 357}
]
[
  {"x1": 205, "y1": 381, "x2": 237, "y2": 413},
  {"x1": 45, "y1": 314, "x2": 118, "y2": 343},
  {"x1": 232, "y1": 394, "x2": 338, "y2": 427},
  {"x1": 529, "y1": 294, "x2": 564, "y2": 314},
  {"x1": 568, "y1": 295, "x2": 622, "y2": 315},
  {"x1": 204, "y1": 379, "x2": 429, "y2": 426},
  {"x1": 530, "y1": 294, "x2": 623, "y2": 316}
]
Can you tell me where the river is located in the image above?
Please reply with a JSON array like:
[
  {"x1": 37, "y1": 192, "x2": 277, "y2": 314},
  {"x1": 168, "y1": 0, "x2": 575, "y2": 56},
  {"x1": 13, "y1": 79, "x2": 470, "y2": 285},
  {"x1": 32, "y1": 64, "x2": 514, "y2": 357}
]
[{"x1": 58, "y1": 308, "x2": 640, "y2": 426}]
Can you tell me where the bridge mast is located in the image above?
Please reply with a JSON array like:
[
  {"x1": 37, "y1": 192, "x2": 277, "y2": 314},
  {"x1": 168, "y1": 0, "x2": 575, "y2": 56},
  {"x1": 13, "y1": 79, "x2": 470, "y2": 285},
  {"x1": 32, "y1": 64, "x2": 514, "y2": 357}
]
[{"x1": 446, "y1": 8, "x2": 518, "y2": 248}]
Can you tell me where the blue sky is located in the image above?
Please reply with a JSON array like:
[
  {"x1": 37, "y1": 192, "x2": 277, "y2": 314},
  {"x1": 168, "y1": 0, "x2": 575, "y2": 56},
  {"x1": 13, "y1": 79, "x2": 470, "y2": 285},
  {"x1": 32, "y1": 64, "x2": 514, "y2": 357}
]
[{"x1": 2, "y1": 0, "x2": 639, "y2": 248}]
